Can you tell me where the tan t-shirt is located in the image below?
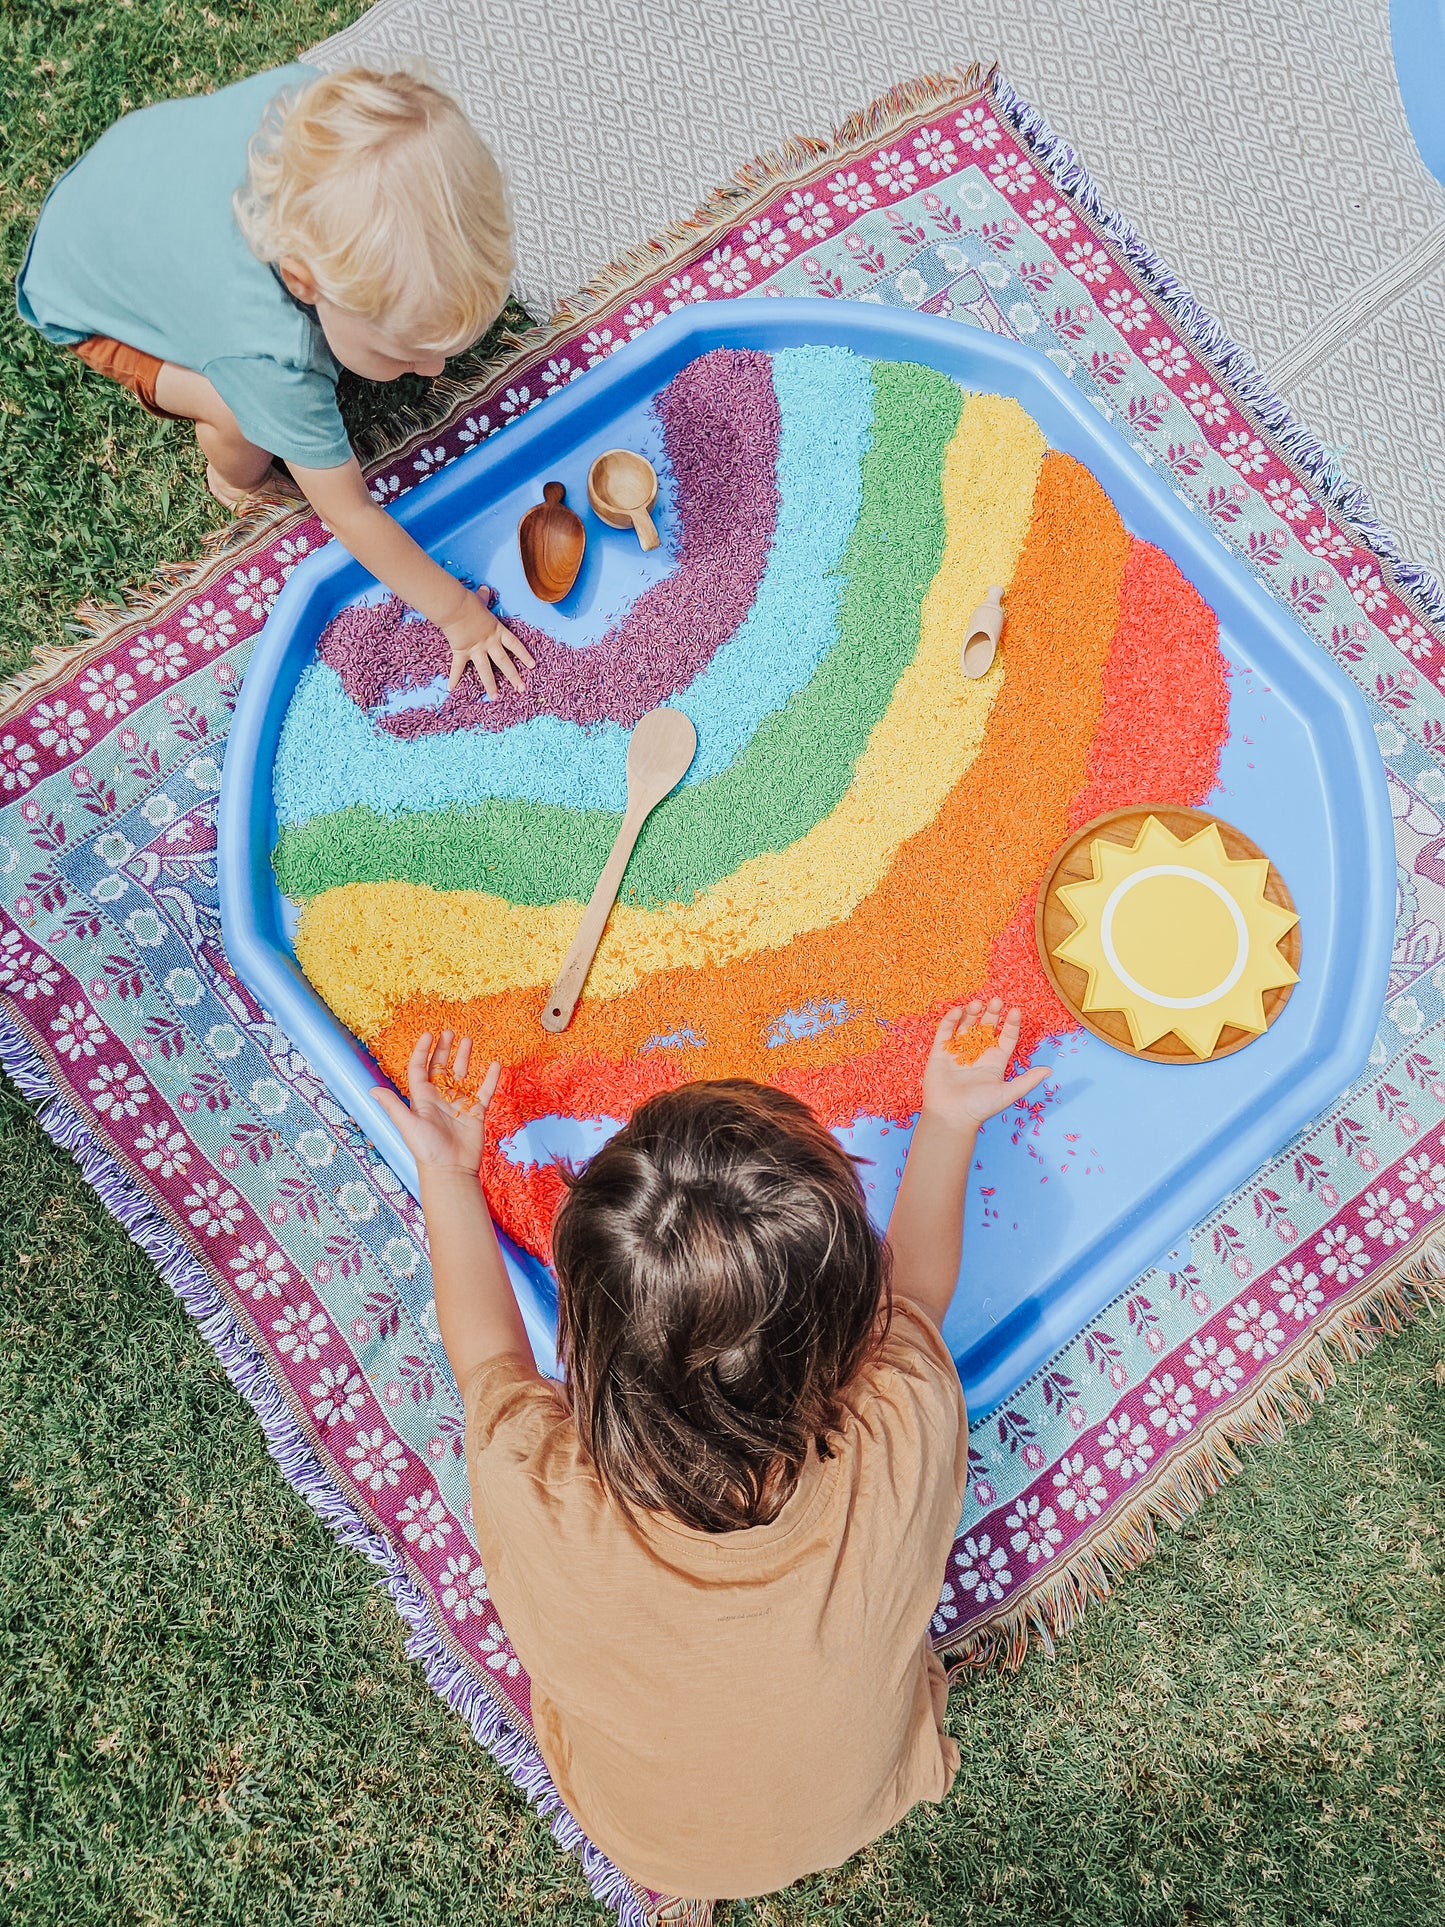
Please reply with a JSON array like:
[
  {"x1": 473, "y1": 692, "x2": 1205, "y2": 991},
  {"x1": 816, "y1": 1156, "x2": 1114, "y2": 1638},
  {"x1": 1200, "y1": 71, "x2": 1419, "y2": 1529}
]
[{"x1": 462, "y1": 1297, "x2": 968, "y2": 1900}]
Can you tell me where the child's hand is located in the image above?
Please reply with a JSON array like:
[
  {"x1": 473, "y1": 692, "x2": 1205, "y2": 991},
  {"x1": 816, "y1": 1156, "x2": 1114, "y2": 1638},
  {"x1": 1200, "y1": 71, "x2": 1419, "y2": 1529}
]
[
  {"x1": 373, "y1": 1029, "x2": 500, "y2": 1175},
  {"x1": 443, "y1": 590, "x2": 535, "y2": 699},
  {"x1": 921, "y1": 998, "x2": 1051, "y2": 1134}
]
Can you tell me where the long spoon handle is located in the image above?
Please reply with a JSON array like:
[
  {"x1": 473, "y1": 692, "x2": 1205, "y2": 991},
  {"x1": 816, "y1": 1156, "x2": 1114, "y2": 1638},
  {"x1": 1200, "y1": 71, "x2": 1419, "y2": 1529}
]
[{"x1": 540, "y1": 807, "x2": 647, "y2": 1031}]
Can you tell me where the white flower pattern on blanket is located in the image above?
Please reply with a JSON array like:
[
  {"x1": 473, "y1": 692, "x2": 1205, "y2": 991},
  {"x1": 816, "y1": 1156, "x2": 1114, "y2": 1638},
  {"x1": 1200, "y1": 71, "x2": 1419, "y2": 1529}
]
[{"x1": 1, "y1": 95, "x2": 1443, "y2": 1919}]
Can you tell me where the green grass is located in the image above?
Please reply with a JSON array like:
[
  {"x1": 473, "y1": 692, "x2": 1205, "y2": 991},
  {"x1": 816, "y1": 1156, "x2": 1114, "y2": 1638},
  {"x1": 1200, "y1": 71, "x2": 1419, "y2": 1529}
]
[
  {"x1": 0, "y1": 0, "x2": 521, "y2": 686},
  {"x1": 1, "y1": 6, "x2": 1443, "y2": 1923}
]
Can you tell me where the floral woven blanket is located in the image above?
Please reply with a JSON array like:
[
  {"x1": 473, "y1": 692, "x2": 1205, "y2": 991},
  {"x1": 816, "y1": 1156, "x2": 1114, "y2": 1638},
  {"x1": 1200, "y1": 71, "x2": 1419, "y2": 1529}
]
[{"x1": 2, "y1": 68, "x2": 1442, "y2": 1927}]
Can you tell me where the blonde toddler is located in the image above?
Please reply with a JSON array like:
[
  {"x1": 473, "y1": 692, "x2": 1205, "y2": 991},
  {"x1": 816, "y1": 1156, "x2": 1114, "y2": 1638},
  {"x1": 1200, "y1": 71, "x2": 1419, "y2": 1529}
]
[{"x1": 19, "y1": 64, "x2": 531, "y2": 696}]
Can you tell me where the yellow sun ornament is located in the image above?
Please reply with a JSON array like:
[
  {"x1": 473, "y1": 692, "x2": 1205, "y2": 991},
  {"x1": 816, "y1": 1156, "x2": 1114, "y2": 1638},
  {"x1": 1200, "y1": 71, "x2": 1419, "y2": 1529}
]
[{"x1": 1051, "y1": 815, "x2": 1299, "y2": 1058}]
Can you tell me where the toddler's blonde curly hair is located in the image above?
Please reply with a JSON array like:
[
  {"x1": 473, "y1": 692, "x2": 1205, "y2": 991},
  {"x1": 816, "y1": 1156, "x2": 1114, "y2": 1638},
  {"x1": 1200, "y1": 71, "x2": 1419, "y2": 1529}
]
[{"x1": 234, "y1": 67, "x2": 513, "y2": 354}]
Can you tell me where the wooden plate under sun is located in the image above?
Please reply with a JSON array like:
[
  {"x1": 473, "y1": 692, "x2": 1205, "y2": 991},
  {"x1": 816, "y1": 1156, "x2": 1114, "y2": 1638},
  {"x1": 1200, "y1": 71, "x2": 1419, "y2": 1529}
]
[{"x1": 1035, "y1": 804, "x2": 1301, "y2": 1065}]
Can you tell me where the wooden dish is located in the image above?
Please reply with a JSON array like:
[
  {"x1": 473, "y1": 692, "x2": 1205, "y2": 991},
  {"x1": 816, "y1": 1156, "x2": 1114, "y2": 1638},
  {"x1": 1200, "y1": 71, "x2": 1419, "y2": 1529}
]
[
  {"x1": 1035, "y1": 804, "x2": 1301, "y2": 1064},
  {"x1": 518, "y1": 480, "x2": 586, "y2": 602},
  {"x1": 587, "y1": 449, "x2": 661, "y2": 550}
]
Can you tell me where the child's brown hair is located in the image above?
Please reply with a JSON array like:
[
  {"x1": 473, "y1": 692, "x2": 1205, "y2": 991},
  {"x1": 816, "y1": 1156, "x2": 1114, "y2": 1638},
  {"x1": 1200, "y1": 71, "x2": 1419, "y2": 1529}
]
[{"x1": 552, "y1": 1080, "x2": 891, "y2": 1534}]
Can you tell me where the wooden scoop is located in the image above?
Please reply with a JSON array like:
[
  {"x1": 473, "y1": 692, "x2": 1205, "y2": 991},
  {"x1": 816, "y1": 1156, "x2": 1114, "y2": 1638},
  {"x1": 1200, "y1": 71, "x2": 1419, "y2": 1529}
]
[
  {"x1": 541, "y1": 707, "x2": 697, "y2": 1031},
  {"x1": 961, "y1": 585, "x2": 1006, "y2": 679},
  {"x1": 518, "y1": 480, "x2": 586, "y2": 602},
  {"x1": 587, "y1": 448, "x2": 661, "y2": 551}
]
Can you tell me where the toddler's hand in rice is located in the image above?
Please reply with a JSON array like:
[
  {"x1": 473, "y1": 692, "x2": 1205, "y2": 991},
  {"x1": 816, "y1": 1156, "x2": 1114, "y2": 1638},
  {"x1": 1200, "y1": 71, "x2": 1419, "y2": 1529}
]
[
  {"x1": 374, "y1": 1028, "x2": 500, "y2": 1176},
  {"x1": 922, "y1": 998, "x2": 1050, "y2": 1133},
  {"x1": 443, "y1": 589, "x2": 535, "y2": 699}
]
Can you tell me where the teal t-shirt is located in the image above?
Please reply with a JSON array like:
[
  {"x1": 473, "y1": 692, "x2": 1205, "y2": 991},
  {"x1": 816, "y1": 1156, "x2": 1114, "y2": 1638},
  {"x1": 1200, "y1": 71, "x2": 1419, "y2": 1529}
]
[{"x1": 17, "y1": 64, "x2": 353, "y2": 470}]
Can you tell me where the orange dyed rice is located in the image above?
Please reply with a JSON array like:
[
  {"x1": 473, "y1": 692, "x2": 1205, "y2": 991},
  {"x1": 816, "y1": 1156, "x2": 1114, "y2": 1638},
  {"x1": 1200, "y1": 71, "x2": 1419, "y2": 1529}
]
[{"x1": 366, "y1": 451, "x2": 1235, "y2": 1260}]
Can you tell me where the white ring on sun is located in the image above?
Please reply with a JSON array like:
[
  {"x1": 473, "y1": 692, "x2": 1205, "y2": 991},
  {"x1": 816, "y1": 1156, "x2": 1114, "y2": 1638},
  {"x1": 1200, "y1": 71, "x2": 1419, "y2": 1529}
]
[{"x1": 1099, "y1": 863, "x2": 1249, "y2": 1010}]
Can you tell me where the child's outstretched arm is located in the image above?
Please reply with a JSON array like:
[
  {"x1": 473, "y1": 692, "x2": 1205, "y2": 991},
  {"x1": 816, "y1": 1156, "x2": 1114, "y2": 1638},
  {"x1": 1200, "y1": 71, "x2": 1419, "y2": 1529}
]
[
  {"x1": 374, "y1": 1029, "x2": 539, "y2": 1391},
  {"x1": 887, "y1": 999, "x2": 1050, "y2": 1329},
  {"x1": 294, "y1": 456, "x2": 536, "y2": 699}
]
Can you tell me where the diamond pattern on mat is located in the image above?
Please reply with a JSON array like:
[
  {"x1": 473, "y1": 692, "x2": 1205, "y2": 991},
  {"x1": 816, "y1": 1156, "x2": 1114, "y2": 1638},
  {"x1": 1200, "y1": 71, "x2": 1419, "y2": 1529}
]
[
  {"x1": 1283, "y1": 257, "x2": 1445, "y2": 575},
  {"x1": 313, "y1": 0, "x2": 1445, "y2": 374},
  {"x1": 6, "y1": 82, "x2": 1445, "y2": 1920}
]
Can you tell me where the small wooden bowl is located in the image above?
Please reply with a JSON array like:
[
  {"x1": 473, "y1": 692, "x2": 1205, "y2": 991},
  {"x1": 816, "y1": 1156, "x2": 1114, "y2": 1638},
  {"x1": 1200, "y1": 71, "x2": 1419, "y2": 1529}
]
[
  {"x1": 1035, "y1": 803, "x2": 1301, "y2": 1064},
  {"x1": 587, "y1": 449, "x2": 660, "y2": 551},
  {"x1": 518, "y1": 480, "x2": 586, "y2": 602}
]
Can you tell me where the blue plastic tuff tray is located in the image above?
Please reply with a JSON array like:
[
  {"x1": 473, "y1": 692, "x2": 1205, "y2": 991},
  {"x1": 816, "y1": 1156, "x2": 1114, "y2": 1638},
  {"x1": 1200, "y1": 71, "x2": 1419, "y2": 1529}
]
[{"x1": 218, "y1": 300, "x2": 1394, "y2": 1417}]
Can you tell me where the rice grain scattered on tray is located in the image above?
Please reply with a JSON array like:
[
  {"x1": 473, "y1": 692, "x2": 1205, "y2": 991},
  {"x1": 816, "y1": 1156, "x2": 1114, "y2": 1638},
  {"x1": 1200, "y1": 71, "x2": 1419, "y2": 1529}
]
[{"x1": 271, "y1": 347, "x2": 1230, "y2": 1262}]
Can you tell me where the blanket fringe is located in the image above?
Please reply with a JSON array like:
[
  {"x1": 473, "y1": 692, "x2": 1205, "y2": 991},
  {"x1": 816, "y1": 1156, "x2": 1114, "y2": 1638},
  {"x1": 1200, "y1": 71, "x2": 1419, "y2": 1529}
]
[
  {"x1": 5, "y1": 65, "x2": 1443, "y2": 1923},
  {"x1": 939, "y1": 1226, "x2": 1445, "y2": 1673},
  {"x1": 0, "y1": 68, "x2": 992, "y2": 727},
  {"x1": 987, "y1": 74, "x2": 1445, "y2": 632},
  {"x1": 6, "y1": 59, "x2": 1439, "y2": 724},
  {"x1": 538, "y1": 65, "x2": 993, "y2": 339},
  {"x1": 0, "y1": 317, "x2": 534, "y2": 727},
  {"x1": 0, "y1": 498, "x2": 304, "y2": 722},
  {"x1": 0, "y1": 1011, "x2": 662, "y2": 1927}
]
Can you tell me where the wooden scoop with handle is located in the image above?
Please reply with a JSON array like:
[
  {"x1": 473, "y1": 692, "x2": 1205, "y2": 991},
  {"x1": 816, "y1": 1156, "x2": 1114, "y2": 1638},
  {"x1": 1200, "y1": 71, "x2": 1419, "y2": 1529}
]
[
  {"x1": 540, "y1": 707, "x2": 697, "y2": 1032},
  {"x1": 587, "y1": 449, "x2": 661, "y2": 552},
  {"x1": 518, "y1": 480, "x2": 586, "y2": 602}
]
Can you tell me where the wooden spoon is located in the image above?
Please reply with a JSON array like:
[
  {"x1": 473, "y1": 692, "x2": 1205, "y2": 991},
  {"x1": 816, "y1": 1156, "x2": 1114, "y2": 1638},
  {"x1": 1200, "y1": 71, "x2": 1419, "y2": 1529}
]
[
  {"x1": 587, "y1": 448, "x2": 661, "y2": 551},
  {"x1": 541, "y1": 707, "x2": 697, "y2": 1031},
  {"x1": 518, "y1": 480, "x2": 586, "y2": 602}
]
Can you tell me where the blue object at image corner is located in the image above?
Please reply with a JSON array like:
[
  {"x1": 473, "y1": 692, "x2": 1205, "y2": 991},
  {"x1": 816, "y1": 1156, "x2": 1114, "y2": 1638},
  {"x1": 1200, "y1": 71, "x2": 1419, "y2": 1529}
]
[{"x1": 1392, "y1": 0, "x2": 1445, "y2": 189}]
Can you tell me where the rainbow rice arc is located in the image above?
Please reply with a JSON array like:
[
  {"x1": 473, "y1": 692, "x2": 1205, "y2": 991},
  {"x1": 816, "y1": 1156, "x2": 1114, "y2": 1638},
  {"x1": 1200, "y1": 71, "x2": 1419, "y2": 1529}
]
[{"x1": 272, "y1": 348, "x2": 1231, "y2": 1260}]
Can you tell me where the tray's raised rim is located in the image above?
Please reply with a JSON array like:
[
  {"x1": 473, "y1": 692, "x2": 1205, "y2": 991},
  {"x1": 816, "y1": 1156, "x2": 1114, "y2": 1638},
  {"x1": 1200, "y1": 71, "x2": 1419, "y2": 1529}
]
[{"x1": 218, "y1": 299, "x2": 1395, "y2": 1413}]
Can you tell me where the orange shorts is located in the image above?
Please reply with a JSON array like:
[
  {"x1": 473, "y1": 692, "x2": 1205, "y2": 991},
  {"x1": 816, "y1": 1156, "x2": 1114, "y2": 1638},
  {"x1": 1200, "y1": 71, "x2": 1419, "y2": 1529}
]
[{"x1": 70, "y1": 335, "x2": 180, "y2": 420}]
